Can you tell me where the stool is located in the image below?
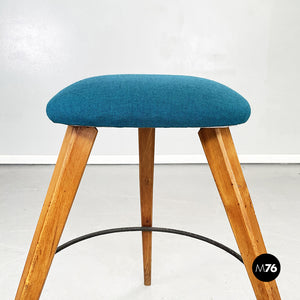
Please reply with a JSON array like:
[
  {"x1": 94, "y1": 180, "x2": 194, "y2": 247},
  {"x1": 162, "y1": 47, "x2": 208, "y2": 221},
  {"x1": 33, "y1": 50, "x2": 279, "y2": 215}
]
[{"x1": 15, "y1": 75, "x2": 280, "y2": 299}]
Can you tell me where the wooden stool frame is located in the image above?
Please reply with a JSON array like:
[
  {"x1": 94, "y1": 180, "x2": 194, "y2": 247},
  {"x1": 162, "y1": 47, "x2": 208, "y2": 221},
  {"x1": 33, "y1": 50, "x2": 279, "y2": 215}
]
[{"x1": 15, "y1": 126, "x2": 281, "y2": 300}]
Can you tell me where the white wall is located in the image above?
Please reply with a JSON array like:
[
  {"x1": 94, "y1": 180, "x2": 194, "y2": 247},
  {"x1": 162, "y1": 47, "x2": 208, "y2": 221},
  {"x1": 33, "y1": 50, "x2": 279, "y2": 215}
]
[{"x1": 0, "y1": 0, "x2": 299, "y2": 162}]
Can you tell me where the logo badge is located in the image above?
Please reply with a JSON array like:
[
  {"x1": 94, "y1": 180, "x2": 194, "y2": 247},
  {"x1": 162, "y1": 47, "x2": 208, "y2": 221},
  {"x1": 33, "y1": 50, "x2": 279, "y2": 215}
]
[{"x1": 252, "y1": 253, "x2": 280, "y2": 282}]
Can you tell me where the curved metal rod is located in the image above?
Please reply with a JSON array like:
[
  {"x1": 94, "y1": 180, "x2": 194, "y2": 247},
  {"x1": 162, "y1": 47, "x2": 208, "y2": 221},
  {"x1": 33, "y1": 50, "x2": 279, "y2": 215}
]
[
  {"x1": 56, "y1": 227, "x2": 243, "y2": 263},
  {"x1": 56, "y1": 226, "x2": 243, "y2": 263}
]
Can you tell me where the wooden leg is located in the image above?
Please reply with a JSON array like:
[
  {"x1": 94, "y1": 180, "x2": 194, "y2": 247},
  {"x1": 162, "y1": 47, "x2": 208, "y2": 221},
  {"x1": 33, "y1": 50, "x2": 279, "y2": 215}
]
[
  {"x1": 138, "y1": 128, "x2": 155, "y2": 286},
  {"x1": 199, "y1": 127, "x2": 280, "y2": 300},
  {"x1": 15, "y1": 126, "x2": 98, "y2": 300}
]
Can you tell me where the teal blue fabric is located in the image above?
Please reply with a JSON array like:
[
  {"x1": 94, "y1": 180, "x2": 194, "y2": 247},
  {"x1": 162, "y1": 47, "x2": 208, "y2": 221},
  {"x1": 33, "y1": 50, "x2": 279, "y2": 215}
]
[{"x1": 46, "y1": 74, "x2": 251, "y2": 128}]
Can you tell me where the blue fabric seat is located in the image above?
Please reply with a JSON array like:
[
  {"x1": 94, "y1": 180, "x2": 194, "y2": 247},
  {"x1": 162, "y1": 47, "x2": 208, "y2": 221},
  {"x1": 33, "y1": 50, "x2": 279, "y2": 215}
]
[{"x1": 46, "y1": 74, "x2": 251, "y2": 128}]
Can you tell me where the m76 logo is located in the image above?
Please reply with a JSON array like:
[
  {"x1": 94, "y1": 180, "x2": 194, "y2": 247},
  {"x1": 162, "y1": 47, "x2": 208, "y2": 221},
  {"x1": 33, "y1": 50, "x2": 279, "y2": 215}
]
[
  {"x1": 254, "y1": 263, "x2": 278, "y2": 273},
  {"x1": 252, "y1": 254, "x2": 280, "y2": 282}
]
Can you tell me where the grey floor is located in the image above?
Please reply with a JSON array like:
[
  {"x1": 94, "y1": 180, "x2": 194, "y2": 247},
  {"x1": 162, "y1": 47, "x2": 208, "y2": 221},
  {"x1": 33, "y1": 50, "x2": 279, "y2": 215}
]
[{"x1": 0, "y1": 164, "x2": 299, "y2": 299}]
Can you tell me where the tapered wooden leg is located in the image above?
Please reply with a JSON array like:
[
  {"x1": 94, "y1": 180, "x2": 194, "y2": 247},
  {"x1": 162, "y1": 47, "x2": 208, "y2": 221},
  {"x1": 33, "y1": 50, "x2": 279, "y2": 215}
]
[
  {"x1": 138, "y1": 128, "x2": 155, "y2": 286},
  {"x1": 199, "y1": 127, "x2": 280, "y2": 299},
  {"x1": 15, "y1": 126, "x2": 97, "y2": 300}
]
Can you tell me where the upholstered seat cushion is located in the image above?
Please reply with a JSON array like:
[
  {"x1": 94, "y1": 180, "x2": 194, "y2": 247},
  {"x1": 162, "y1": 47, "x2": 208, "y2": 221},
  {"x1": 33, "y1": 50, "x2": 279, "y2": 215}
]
[{"x1": 46, "y1": 74, "x2": 251, "y2": 128}]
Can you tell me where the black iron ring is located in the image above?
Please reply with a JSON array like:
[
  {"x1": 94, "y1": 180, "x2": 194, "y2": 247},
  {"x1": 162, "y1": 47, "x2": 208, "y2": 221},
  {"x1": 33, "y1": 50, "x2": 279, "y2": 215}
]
[{"x1": 56, "y1": 226, "x2": 243, "y2": 263}]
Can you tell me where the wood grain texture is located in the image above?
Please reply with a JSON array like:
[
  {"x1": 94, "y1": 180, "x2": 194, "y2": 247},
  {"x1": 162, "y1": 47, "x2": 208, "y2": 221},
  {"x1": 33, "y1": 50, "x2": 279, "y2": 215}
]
[
  {"x1": 199, "y1": 127, "x2": 280, "y2": 300},
  {"x1": 15, "y1": 126, "x2": 97, "y2": 300},
  {"x1": 138, "y1": 128, "x2": 155, "y2": 286}
]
